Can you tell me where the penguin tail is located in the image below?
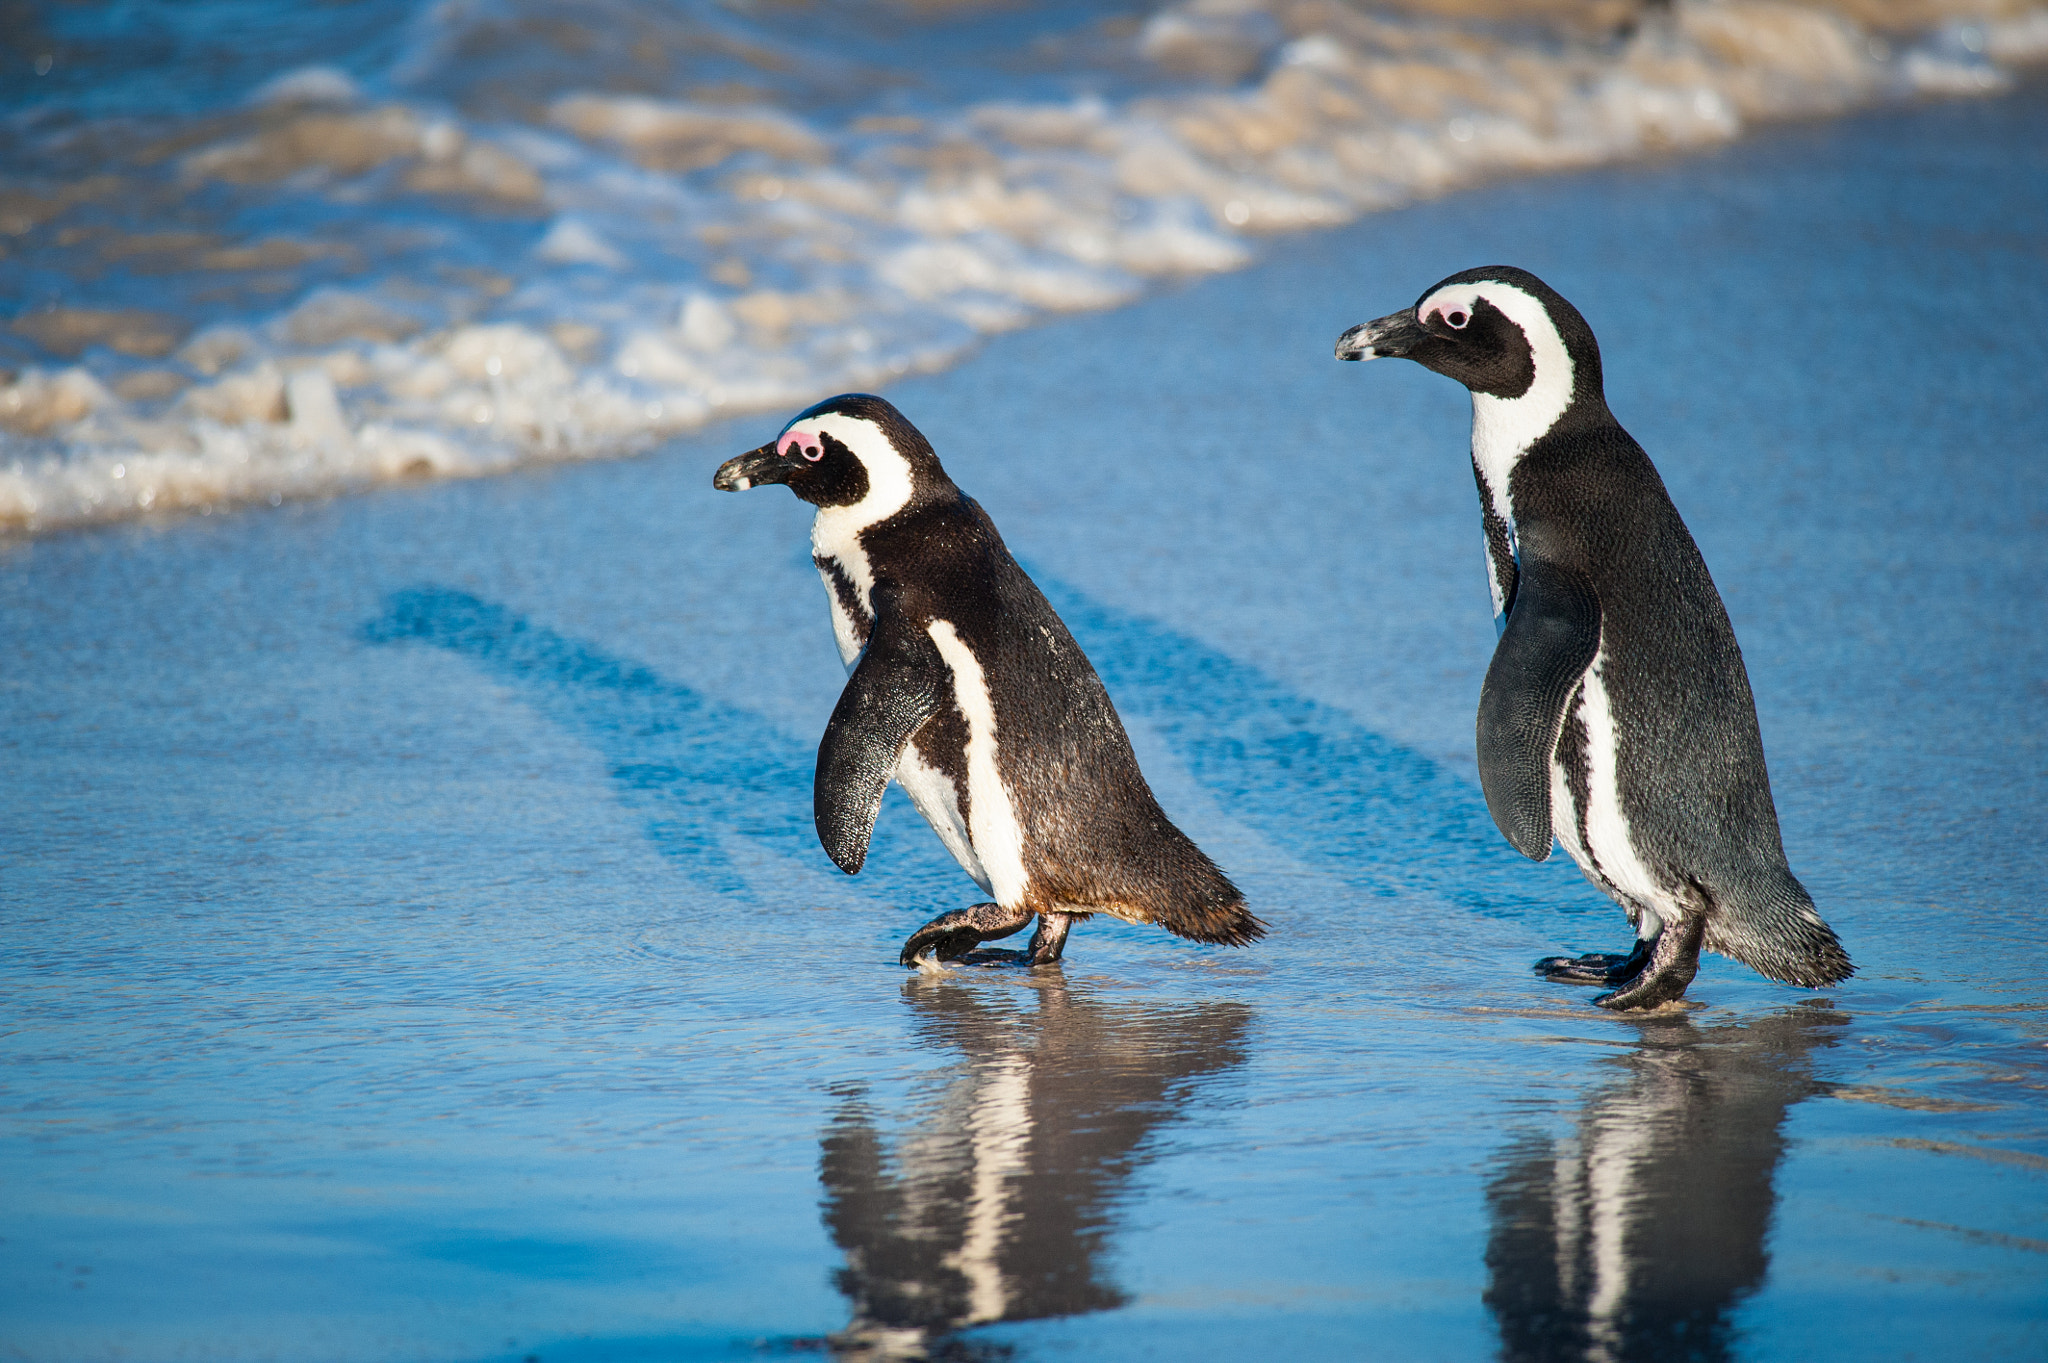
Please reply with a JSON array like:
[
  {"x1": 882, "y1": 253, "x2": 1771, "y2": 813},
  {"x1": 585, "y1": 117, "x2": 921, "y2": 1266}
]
[
  {"x1": 1147, "y1": 856, "x2": 1266, "y2": 948},
  {"x1": 1701, "y1": 869, "x2": 1853, "y2": 988},
  {"x1": 1039, "y1": 803, "x2": 1265, "y2": 947},
  {"x1": 1162, "y1": 891, "x2": 1268, "y2": 948},
  {"x1": 1068, "y1": 847, "x2": 1264, "y2": 946}
]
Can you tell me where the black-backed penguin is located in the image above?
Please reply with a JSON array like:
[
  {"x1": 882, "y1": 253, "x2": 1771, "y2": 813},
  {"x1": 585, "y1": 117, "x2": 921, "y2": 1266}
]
[
  {"x1": 713, "y1": 393, "x2": 1264, "y2": 967},
  {"x1": 1336, "y1": 267, "x2": 1851, "y2": 1009}
]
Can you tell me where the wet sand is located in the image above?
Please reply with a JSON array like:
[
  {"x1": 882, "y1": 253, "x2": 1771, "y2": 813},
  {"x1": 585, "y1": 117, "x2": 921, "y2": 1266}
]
[{"x1": 4, "y1": 81, "x2": 2045, "y2": 1361}]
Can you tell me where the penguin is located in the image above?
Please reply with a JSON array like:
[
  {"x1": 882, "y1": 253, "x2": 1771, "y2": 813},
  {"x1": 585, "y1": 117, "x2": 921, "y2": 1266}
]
[
  {"x1": 1336, "y1": 266, "x2": 1851, "y2": 1009},
  {"x1": 713, "y1": 392, "x2": 1264, "y2": 967}
]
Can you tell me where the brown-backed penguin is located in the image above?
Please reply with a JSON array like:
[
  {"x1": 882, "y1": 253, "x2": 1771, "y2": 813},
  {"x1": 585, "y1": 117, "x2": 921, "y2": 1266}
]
[{"x1": 715, "y1": 393, "x2": 1263, "y2": 967}]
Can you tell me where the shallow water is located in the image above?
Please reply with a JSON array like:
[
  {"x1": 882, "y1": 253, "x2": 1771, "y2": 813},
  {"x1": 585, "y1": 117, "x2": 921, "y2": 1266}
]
[
  {"x1": 4, "y1": 77, "x2": 2047, "y2": 1362},
  {"x1": 5, "y1": 0, "x2": 2045, "y2": 530}
]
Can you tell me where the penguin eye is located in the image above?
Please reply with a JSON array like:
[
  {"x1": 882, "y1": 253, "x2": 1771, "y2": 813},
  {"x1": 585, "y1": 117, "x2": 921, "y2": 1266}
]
[
  {"x1": 1444, "y1": 309, "x2": 1469, "y2": 329},
  {"x1": 779, "y1": 431, "x2": 825, "y2": 462}
]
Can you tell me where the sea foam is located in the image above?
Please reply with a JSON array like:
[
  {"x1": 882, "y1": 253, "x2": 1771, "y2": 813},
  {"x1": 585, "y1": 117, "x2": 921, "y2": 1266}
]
[{"x1": 2, "y1": 0, "x2": 2043, "y2": 533}]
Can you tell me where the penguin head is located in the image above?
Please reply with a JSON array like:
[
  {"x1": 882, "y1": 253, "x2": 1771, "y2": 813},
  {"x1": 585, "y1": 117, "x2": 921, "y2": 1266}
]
[
  {"x1": 714, "y1": 393, "x2": 948, "y2": 516},
  {"x1": 1336, "y1": 266, "x2": 1606, "y2": 431}
]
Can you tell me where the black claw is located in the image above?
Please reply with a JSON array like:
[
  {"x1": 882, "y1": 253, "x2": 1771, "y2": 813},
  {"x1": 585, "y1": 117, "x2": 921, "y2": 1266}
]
[
  {"x1": 1536, "y1": 936, "x2": 1656, "y2": 986},
  {"x1": 1536, "y1": 951, "x2": 1633, "y2": 984}
]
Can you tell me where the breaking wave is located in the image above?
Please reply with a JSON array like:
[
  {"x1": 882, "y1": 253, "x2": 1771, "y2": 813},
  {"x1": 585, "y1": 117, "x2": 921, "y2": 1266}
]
[{"x1": 4, "y1": 0, "x2": 2044, "y2": 532}]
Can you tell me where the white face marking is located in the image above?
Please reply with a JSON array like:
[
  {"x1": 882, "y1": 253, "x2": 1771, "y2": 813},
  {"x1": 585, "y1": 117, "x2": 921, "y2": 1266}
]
[
  {"x1": 1418, "y1": 280, "x2": 1575, "y2": 507},
  {"x1": 927, "y1": 619, "x2": 1029, "y2": 909},
  {"x1": 1555, "y1": 646, "x2": 1676, "y2": 929},
  {"x1": 894, "y1": 739, "x2": 992, "y2": 894},
  {"x1": 805, "y1": 413, "x2": 916, "y2": 620}
]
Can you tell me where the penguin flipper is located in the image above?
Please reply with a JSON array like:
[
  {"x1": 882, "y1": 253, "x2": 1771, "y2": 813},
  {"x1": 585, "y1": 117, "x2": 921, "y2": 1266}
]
[
  {"x1": 1477, "y1": 554, "x2": 1600, "y2": 861},
  {"x1": 815, "y1": 595, "x2": 948, "y2": 875}
]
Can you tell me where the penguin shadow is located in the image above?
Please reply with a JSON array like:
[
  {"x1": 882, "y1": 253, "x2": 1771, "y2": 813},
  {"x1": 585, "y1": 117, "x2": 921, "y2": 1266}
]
[
  {"x1": 1036, "y1": 577, "x2": 1589, "y2": 921},
  {"x1": 1482, "y1": 1002, "x2": 1846, "y2": 1363},
  {"x1": 356, "y1": 586, "x2": 964, "y2": 914},
  {"x1": 804, "y1": 975, "x2": 1253, "y2": 1358},
  {"x1": 357, "y1": 582, "x2": 1584, "y2": 937}
]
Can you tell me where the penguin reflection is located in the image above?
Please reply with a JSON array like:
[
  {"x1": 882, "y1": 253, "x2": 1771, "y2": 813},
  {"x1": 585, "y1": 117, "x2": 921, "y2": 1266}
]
[
  {"x1": 816, "y1": 977, "x2": 1251, "y2": 1359},
  {"x1": 1485, "y1": 1005, "x2": 1843, "y2": 1363}
]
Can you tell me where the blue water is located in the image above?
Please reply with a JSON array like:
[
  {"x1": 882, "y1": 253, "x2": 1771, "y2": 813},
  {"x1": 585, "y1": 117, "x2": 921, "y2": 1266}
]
[
  {"x1": 7, "y1": 0, "x2": 2031, "y2": 531},
  {"x1": 3, "y1": 80, "x2": 2045, "y2": 1361},
  {"x1": 3, "y1": 0, "x2": 1169, "y2": 124}
]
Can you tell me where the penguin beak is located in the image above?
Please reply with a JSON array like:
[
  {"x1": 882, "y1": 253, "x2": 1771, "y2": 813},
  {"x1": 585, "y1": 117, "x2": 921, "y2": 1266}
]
[
  {"x1": 1336, "y1": 309, "x2": 1429, "y2": 361},
  {"x1": 713, "y1": 442, "x2": 788, "y2": 492}
]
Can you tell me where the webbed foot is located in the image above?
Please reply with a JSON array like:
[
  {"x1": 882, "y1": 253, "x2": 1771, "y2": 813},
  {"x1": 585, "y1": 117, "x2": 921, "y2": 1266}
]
[
  {"x1": 1594, "y1": 916, "x2": 1705, "y2": 1011},
  {"x1": 899, "y1": 903, "x2": 1032, "y2": 967},
  {"x1": 1536, "y1": 935, "x2": 1655, "y2": 986}
]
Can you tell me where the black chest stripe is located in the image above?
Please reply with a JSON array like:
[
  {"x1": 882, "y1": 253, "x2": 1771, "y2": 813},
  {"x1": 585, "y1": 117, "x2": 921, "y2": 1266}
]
[
  {"x1": 816, "y1": 555, "x2": 873, "y2": 650},
  {"x1": 1473, "y1": 464, "x2": 1519, "y2": 617},
  {"x1": 1555, "y1": 688, "x2": 1597, "y2": 878},
  {"x1": 909, "y1": 706, "x2": 971, "y2": 802},
  {"x1": 1481, "y1": 501, "x2": 1518, "y2": 615}
]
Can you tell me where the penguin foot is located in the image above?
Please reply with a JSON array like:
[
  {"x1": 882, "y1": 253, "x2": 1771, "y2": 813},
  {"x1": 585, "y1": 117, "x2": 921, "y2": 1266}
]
[
  {"x1": 1535, "y1": 936, "x2": 1655, "y2": 986},
  {"x1": 899, "y1": 903, "x2": 1032, "y2": 968},
  {"x1": 1594, "y1": 916, "x2": 1705, "y2": 1011}
]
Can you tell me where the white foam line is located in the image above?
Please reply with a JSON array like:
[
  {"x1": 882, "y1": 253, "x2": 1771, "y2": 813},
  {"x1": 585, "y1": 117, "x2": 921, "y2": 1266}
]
[{"x1": 5, "y1": 1, "x2": 2043, "y2": 534}]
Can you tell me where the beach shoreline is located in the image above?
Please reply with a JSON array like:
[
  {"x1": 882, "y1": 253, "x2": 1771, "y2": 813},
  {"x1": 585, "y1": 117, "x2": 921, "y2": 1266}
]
[{"x1": 6, "y1": 0, "x2": 2048, "y2": 535}]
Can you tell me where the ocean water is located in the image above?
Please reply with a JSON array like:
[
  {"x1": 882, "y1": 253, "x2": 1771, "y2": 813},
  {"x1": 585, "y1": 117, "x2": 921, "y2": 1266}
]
[
  {"x1": 3, "y1": 69, "x2": 2045, "y2": 1360},
  {"x1": 4, "y1": 0, "x2": 2047, "y2": 531}
]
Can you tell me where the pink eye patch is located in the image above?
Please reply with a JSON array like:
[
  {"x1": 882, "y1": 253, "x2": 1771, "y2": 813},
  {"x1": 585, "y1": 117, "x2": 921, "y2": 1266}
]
[{"x1": 779, "y1": 430, "x2": 825, "y2": 462}]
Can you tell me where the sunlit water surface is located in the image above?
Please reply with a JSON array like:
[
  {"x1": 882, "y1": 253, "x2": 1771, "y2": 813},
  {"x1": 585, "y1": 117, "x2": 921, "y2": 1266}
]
[{"x1": 4, "y1": 80, "x2": 2046, "y2": 1362}]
